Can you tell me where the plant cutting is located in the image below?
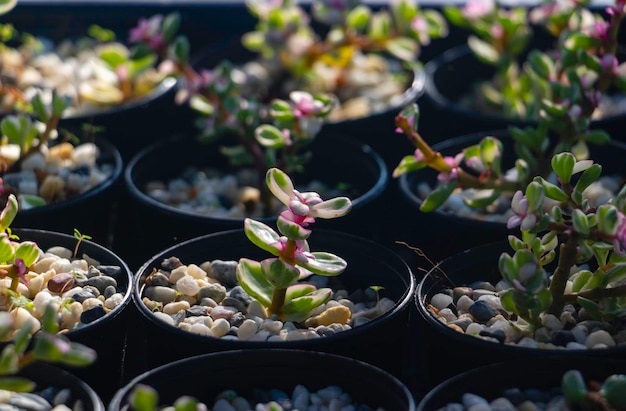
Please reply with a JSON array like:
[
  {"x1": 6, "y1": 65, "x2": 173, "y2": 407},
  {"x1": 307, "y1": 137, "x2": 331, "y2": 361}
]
[{"x1": 129, "y1": 167, "x2": 414, "y2": 377}]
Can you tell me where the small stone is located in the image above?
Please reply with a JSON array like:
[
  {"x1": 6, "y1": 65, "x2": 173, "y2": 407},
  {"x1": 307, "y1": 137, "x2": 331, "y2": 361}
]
[
  {"x1": 585, "y1": 330, "x2": 616, "y2": 348},
  {"x1": 551, "y1": 330, "x2": 576, "y2": 347},
  {"x1": 453, "y1": 287, "x2": 473, "y2": 301},
  {"x1": 315, "y1": 305, "x2": 351, "y2": 326},
  {"x1": 438, "y1": 308, "x2": 458, "y2": 322},
  {"x1": 222, "y1": 297, "x2": 247, "y2": 314},
  {"x1": 47, "y1": 273, "x2": 76, "y2": 293},
  {"x1": 198, "y1": 283, "x2": 227, "y2": 303},
  {"x1": 247, "y1": 300, "x2": 267, "y2": 319},
  {"x1": 209, "y1": 260, "x2": 238, "y2": 287},
  {"x1": 516, "y1": 337, "x2": 539, "y2": 348},
  {"x1": 144, "y1": 286, "x2": 178, "y2": 304},
  {"x1": 211, "y1": 305, "x2": 238, "y2": 320},
  {"x1": 80, "y1": 305, "x2": 106, "y2": 323},
  {"x1": 237, "y1": 319, "x2": 258, "y2": 340},
  {"x1": 430, "y1": 293, "x2": 453, "y2": 310},
  {"x1": 541, "y1": 314, "x2": 563, "y2": 331},
  {"x1": 163, "y1": 301, "x2": 190, "y2": 315},
  {"x1": 479, "y1": 328, "x2": 505, "y2": 343},
  {"x1": 145, "y1": 272, "x2": 170, "y2": 287},
  {"x1": 517, "y1": 401, "x2": 539, "y2": 411},
  {"x1": 456, "y1": 295, "x2": 474, "y2": 314},
  {"x1": 462, "y1": 393, "x2": 488, "y2": 408},
  {"x1": 465, "y1": 322, "x2": 484, "y2": 336},
  {"x1": 211, "y1": 318, "x2": 231, "y2": 338},
  {"x1": 84, "y1": 276, "x2": 117, "y2": 293},
  {"x1": 176, "y1": 275, "x2": 200, "y2": 296},
  {"x1": 229, "y1": 286, "x2": 253, "y2": 305},
  {"x1": 490, "y1": 397, "x2": 515, "y2": 411},
  {"x1": 468, "y1": 300, "x2": 499, "y2": 322}
]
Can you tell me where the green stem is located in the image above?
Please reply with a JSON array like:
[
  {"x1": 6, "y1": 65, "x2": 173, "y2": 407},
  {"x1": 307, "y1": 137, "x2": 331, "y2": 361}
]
[
  {"x1": 269, "y1": 287, "x2": 287, "y2": 317},
  {"x1": 548, "y1": 232, "x2": 579, "y2": 315},
  {"x1": 562, "y1": 284, "x2": 626, "y2": 304}
]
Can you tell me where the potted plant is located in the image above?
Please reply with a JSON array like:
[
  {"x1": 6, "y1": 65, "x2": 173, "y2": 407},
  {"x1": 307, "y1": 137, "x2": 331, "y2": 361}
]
[
  {"x1": 391, "y1": 0, "x2": 626, "y2": 261},
  {"x1": 0, "y1": 194, "x2": 133, "y2": 403},
  {"x1": 416, "y1": 356, "x2": 626, "y2": 411},
  {"x1": 0, "y1": 91, "x2": 123, "y2": 246},
  {"x1": 125, "y1": 168, "x2": 415, "y2": 381},
  {"x1": 126, "y1": 0, "x2": 448, "y2": 168},
  {"x1": 0, "y1": 3, "x2": 180, "y2": 159},
  {"x1": 410, "y1": 146, "x2": 626, "y2": 387},
  {"x1": 420, "y1": 0, "x2": 626, "y2": 142},
  {"x1": 110, "y1": 349, "x2": 415, "y2": 411}
]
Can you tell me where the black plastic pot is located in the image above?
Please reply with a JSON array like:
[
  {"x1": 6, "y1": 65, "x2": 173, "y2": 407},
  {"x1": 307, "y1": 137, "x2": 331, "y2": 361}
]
[
  {"x1": 417, "y1": 356, "x2": 626, "y2": 410},
  {"x1": 116, "y1": 132, "x2": 388, "y2": 271},
  {"x1": 421, "y1": 44, "x2": 626, "y2": 143},
  {"x1": 124, "y1": 228, "x2": 415, "y2": 383},
  {"x1": 396, "y1": 130, "x2": 626, "y2": 265},
  {"x1": 12, "y1": 228, "x2": 133, "y2": 405},
  {"x1": 58, "y1": 77, "x2": 179, "y2": 162},
  {"x1": 110, "y1": 349, "x2": 416, "y2": 411},
  {"x1": 21, "y1": 363, "x2": 105, "y2": 411},
  {"x1": 10, "y1": 135, "x2": 123, "y2": 248},
  {"x1": 413, "y1": 241, "x2": 626, "y2": 393}
]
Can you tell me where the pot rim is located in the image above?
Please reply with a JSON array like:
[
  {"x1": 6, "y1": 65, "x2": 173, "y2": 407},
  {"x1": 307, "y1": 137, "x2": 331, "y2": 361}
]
[
  {"x1": 131, "y1": 227, "x2": 416, "y2": 348},
  {"x1": 124, "y1": 132, "x2": 388, "y2": 224},
  {"x1": 109, "y1": 348, "x2": 416, "y2": 411}
]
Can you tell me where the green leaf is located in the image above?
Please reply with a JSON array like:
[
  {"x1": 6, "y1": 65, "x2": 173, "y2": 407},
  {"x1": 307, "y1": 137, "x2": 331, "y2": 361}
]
[
  {"x1": 551, "y1": 152, "x2": 575, "y2": 184},
  {"x1": 534, "y1": 177, "x2": 568, "y2": 202},
  {"x1": 30, "y1": 94, "x2": 49, "y2": 123},
  {"x1": 392, "y1": 156, "x2": 427, "y2": 178},
  {"x1": 562, "y1": 370, "x2": 588, "y2": 405},
  {"x1": 420, "y1": 180, "x2": 456, "y2": 212},
  {"x1": 298, "y1": 252, "x2": 346, "y2": 276},
  {"x1": 602, "y1": 375, "x2": 626, "y2": 409},
  {"x1": 130, "y1": 43, "x2": 154, "y2": 60},
  {"x1": 527, "y1": 50, "x2": 554, "y2": 79},
  {"x1": 162, "y1": 12, "x2": 181, "y2": 44},
  {"x1": 0, "y1": 345, "x2": 18, "y2": 375},
  {"x1": 261, "y1": 258, "x2": 300, "y2": 290},
  {"x1": 266, "y1": 168, "x2": 294, "y2": 207},
  {"x1": 310, "y1": 197, "x2": 352, "y2": 219},
  {"x1": 129, "y1": 54, "x2": 158, "y2": 78},
  {"x1": 525, "y1": 181, "x2": 545, "y2": 211},
  {"x1": 171, "y1": 35, "x2": 190, "y2": 63},
  {"x1": 285, "y1": 283, "x2": 316, "y2": 301},
  {"x1": 576, "y1": 296, "x2": 601, "y2": 319},
  {"x1": 0, "y1": 0, "x2": 17, "y2": 16},
  {"x1": 0, "y1": 377, "x2": 35, "y2": 393},
  {"x1": 597, "y1": 204, "x2": 618, "y2": 237},
  {"x1": 563, "y1": 32, "x2": 602, "y2": 51},
  {"x1": 385, "y1": 37, "x2": 418, "y2": 62},
  {"x1": 19, "y1": 195, "x2": 47, "y2": 210},
  {"x1": 346, "y1": 5, "x2": 371, "y2": 30},
  {"x1": 235, "y1": 258, "x2": 272, "y2": 307},
  {"x1": 1, "y1": 116, "x2": 24, "y2": 145},
  {"x1": 574, "y1": 163, "x2": 602, "y2": 194},
  {"x1": 129, "y1": 384, "x2": 159, "y2": 411},
  {"x1": 243, "y1": 219, "x2": 281, "y2": 256},
  {"x1": 601, "y1": 263, "x2": 626, "y2": 287},
  {"x1": 463, "y1": 190, "x2": 502, "y2": 208},
  {"x1": 51, "y1": 92, "x2": 72, "y2": 118},
  {"x1": 583, "y1": 130, "x2": 610, "y2": 145},
  {"x1": 255, "y1": 124, "x2": 287, "y2": 148},
  {"x1": 241, "y1": 31, "x2": 265, "y2": 52},
  {"x1": 276, "y1": 217, "x2": 311, "y2": 241},
  {"x1": 97, "y1": 43, "x2": 129, "y2": 69},
  {"x1": 0, "y1": 194, "x2": 18, "y2": 232},
  {"x1": 14, "y1": 241, "x2": 41, "y2": 267},
  {"x1": 468, "y1": 36, "x2": 500, "y2": 65},
  {"x1": 571, "y1": 269, "x2": 592, "y2": 292},
  {"x1": 571, "y1": 209, "x2": 590, "y2": 236},
  {"x1": 282, "y1": 288, "x2": 332, "y2": 314}
]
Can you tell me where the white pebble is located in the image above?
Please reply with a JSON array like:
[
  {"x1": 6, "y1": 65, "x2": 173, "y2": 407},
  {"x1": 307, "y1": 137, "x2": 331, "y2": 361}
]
[
  {"x1": 237, "y1": 319, "x2": 259, "y2": 340},
  {"x1": 585, "y1": 330, "x2": 616, "y2": 348},
  {"x1": 430, "y1": 293, "x2": 453, "y2": 310},
  {"x1": 516, "y1": 337, "x2": 540, "y2": 348},
  {"x1": 163, "y1": 301, "x2": 190, "y2": 315},
  {"x1": 456, "y1": 295, "x2": 473, "y2": 314},
  {"x1": 104, "y1": 293, "x2": 124, "y2": 309},
  {"x1": 189, "y1": 323, "x2": 213, "y2": 336},
  {"x1": 186, "y1": 264, "x2": 207, "y2": 280},
  {"x1": 438, "y1": 308, "x2": 457, "y2": 322},
  {"x1": 211, "y1": 318, "x2": 231, "y2": 338},
  {"x1": 541, "y1": 314, "x2": 563, "y2": 331},
  {"x1": 465, "y1": 322, "x2": 484, "y2": 336},
  {"x1": 176, "y1": 275, "x2": 200, "y2": 296},
  {"x1": 153, "y1": 312, "x2": 175, "y2": 326}
]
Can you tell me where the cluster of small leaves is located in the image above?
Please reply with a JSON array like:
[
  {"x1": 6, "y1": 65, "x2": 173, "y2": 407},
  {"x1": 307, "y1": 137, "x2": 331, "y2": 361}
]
[
  {"x1": 562, "y1": 369, "x2": 626, "y2": 410},
  {"x1": 236, "y1": 168, "x2": 351, "y2": 320},
  {"x1": 242, "y1": 0, "x2": 448, "y2": 79},
  {"x1": 445, "y1": 0, "x2": 626, "y2": 125},
  {"x1": 498, "y1": 152, "x2": 626, "y2": 327}
]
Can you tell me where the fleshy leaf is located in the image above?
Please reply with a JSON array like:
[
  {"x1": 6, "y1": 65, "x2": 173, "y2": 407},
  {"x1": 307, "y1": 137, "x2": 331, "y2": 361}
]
[
  {"x1": 310, "y1": 197, "x2": 352, "y2": 219},
  {"x1": 285, "y1": 283, "x2": 317, "y2": 301},
  {"x1": 14, "y1": 242, "x2": 41, "y2": 267},
  {"x1": 392, "y1": 156, "x2": 427, "y2": 178},
  {"x1": 129, "y1": 384, "x2": 160, "y2": 411},
  {"x1": 534, "y1": 178, "x2": 567, "y2": 202},
  {"x1": 385, "y1": 37, "x2": 418, "y2": 62},
  {"x1": 298, "y1": 252, "x2": 346, "y2": 276},
  {"x1": 261, "y1": 258, "x2": 300, "y2": 290},
  {"x1": 463, "y1": 190, "x2": 501, "y2": 209},
  {"x1": 235, "y1": 258, "x2": 272, "y2": 307},
  {"x1": 0, "y1": 377, "x2": 35, "y2": 393},
  {"x1": 282, "y1": 288, "x2": 332, "y2": 314},
  {"x1": 266, "y1": 168, "x2": 294, "y2": 207},
  {"x1": 0, "y1": 234, "x2": 13, "y2": 263},
  {"x1": 571, "y1": 209, "x2": 590, "y2": 236},
  {"x1": 420, "y1": 180, "x2": 456, "y2": 212},
  {"x1": 551, "y1": 152, "x2": 575, "y2": 185},
  {"x1": 243, "y1": 219, "x2": 281, "y2": 256},
  {"x1": 255, "y1": 124, "x2": 288, "y2": 148},
  {"x1": 0, "y1": 194, "x2": 18, "y2": 232},
  {"x1": 468, "y1": 36, "x2": 499, "y2": 65},
  {"x1": 561, "y1": 370, "x2": 587, "y2": 405},
  {"x1": 276, "y1": 216, "x2": 311, "y2": 240},
  {"x1": 574, "y1": 163, "x2": 602, "y2": 194}
]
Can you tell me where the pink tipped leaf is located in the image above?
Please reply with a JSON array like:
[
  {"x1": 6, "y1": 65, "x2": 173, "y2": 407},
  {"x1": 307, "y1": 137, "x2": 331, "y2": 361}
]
[{"x1": 266, "y1": 168, "x2": 295, "y2": 207}]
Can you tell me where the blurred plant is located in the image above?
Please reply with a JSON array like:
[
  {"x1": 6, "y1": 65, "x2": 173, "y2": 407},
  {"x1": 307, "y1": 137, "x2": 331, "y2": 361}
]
[
  {"x1": 562, "y1": 369, "x2": 626, "y2": 410},
  {"x1": 442, "y1": 0, "x2": 626, "y2": 121},
  {"x1": 241, "y1": 0, "x2": 448, "y2": 86},
  {"x1": 393, "y1": 0, "x2": 626, "y2": 214},
  {"x1": 236, "y1": 167, "x2": 351, "y2": 320}
]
